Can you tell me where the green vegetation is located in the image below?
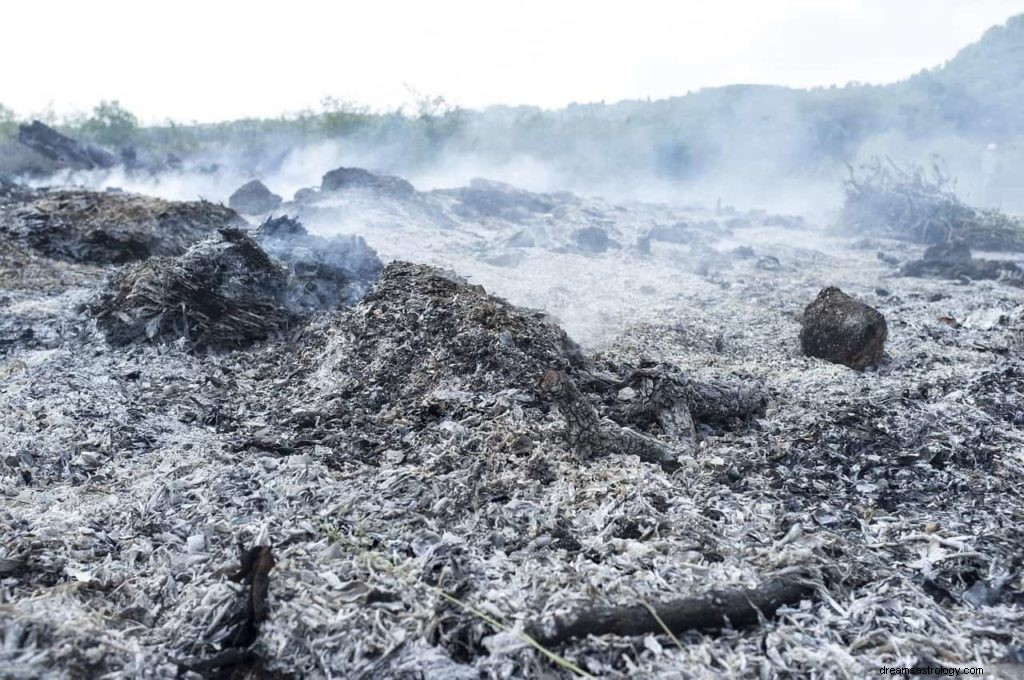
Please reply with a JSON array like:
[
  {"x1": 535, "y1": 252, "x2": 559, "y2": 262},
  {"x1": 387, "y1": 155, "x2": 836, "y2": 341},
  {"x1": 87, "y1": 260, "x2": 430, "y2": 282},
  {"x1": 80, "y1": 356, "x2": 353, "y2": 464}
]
[{"x1": 2, "y1": 14, "x2": 1023, "y2": 205}]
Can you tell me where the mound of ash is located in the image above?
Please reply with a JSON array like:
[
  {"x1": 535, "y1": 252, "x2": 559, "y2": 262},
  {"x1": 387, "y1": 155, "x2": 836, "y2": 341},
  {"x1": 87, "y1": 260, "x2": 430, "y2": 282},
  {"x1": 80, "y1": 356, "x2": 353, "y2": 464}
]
[
  {"x1": 228, "y1": 179, "x2": 282, "y2": 214},
  {"x1": 312, "y1": 261, "x2": 584, "y2": 418},
  {"x1": 296, "y1": 262, "x2": 765, "y2": 471},
  {"x1": 0, "y1": 189, "x2": 244, "y2": 264},
  {"x1": 900, "y1": 241, "x2": 1024, "y2": 286},
  {"x1": 446, "y1": 178, "x2": 558, "y2": 222},
  {"x1": 800, "y1": 287, "x2": 887, "y2": 369},
  {"x1": 840, "y1": 159, "x2": 1024, "y2": 251},
  {"x1": 320, "y1": 166, "x2": 415, "y2": 197},
  {"x1": 91, "y1": 228, "x2": 294, "y2": 348},
  {"x1": 255, "y1": 216, "x2": 383, "y2": 311}
]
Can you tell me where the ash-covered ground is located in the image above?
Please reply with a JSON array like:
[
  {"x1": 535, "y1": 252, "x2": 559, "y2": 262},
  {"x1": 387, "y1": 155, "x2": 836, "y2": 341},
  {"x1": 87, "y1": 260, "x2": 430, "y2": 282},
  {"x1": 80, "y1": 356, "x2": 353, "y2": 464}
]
[{"x1": 1, "y1": 170, "x2": 1023, "y2": 679}]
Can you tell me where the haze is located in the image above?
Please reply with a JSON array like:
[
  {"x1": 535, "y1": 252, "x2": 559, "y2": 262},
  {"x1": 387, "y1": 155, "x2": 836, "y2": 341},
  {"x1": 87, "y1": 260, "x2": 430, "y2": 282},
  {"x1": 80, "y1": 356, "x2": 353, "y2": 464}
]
[{"x1": 4, "y1": 0, "x2": 1023, "y2": 123}]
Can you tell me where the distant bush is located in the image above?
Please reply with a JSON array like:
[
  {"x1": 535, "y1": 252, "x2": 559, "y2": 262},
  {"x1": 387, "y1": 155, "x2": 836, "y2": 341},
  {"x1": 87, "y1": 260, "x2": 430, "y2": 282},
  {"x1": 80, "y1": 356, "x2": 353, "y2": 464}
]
[
  {"x1": 77, "y1": 100, "x2": 139, "y2": 148},
  {"x1": 0, "y1": 103, "x2": 17, "y2": 140}
]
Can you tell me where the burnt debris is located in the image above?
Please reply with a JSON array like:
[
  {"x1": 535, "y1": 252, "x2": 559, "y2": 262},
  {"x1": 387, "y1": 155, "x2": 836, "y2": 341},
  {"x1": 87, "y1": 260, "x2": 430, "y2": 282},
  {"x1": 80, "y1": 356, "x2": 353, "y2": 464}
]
[
  {"x1": 255, "y1": 215, "x2": 383, "y2": 311},
  {"x1": 800, "y1": 286, "x2": 888, "y2": 369},
  {"x1": 90, "y1": 228, "x2": 294, "y2": 348},
  {"x1": 900, "y1": 241, "x2": 1024, "y2": 286},
  {"x1": 0, "y1": 188, "x2": 245, "y2": 264},
  {"x1": 229, "y1": 179, "x2": 283, "y2": 215},
  {"x1": 539, "y1": 368, "x2": 685, "y2": 468},
  {"x1": 176, "y1": 545, "x2": 277, "y2": 678},
  {"x1": 89, "y1": 219, "x2": 383, "y2": 349},
  {"x1": 16, "y1": 120, "x2": 118, "y2": 171},
  {"x1": 320, "y1": 166, "x2": 415, "y2": 197},
  {"x1": 840, "y1": 159, "x2": 1024, "y2": 251},
  {"x1": 312, "y1": 261, "x2": 584, "y2": 415}
]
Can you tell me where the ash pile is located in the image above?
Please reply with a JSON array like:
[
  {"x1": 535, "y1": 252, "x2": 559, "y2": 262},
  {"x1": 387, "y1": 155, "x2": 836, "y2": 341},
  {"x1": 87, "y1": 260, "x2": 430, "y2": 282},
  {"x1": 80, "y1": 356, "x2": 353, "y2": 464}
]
[
  {"x1": 0, "y1": 187, "x2": 244, "y2": 264},
  {"x1": 3, "y1": 178, "x2": 1024, "y2": 678},
  {"x1": 90, "y1": 218, "x2": 382, "y2": 349}
]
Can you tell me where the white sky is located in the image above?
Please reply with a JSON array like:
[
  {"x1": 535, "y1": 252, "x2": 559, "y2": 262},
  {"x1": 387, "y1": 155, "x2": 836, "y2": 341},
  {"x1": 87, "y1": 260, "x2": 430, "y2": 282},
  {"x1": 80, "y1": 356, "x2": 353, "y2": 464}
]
[{"x1": 3, "y1": 0, "x2": 1023, "y2": 124}]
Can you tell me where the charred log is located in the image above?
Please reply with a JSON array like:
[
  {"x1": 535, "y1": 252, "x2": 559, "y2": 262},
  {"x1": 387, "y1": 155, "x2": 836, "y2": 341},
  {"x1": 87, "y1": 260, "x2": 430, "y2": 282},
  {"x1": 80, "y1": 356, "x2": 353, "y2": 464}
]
[
  {"x1": 528, "y1": 570, "x2": 815, "y2": 646},
  {"x1": 17, "y1": 121, "x2": 117, "y2": 171}
]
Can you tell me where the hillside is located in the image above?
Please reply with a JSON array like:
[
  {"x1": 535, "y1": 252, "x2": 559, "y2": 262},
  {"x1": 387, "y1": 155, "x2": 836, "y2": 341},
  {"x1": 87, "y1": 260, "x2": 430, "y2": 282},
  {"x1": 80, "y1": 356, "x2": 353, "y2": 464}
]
[{"x1": 3, "y1": 15, "x2": 1024, "y2": 210}]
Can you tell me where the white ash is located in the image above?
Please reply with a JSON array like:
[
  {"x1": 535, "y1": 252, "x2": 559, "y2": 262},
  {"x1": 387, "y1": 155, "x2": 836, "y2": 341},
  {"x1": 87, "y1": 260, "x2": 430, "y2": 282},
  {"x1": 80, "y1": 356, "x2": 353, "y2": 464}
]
[{"x1": 1, "y1": 184, "x2": 1023, "y2": 678}]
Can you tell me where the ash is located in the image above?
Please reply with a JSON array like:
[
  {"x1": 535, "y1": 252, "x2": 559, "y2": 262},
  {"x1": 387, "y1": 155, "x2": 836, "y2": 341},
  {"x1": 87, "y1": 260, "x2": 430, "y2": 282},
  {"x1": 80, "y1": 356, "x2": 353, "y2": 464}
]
[{"x1": 1, "y1": 175, "x2": 1024, "y2": 679}]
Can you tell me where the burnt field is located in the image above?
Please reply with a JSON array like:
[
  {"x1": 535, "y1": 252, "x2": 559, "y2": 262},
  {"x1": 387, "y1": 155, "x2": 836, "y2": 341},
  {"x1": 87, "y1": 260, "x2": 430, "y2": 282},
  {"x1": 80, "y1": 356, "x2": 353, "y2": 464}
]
[{"x1": 1, "y1": 163, "x2": 1024, "y2": 679}]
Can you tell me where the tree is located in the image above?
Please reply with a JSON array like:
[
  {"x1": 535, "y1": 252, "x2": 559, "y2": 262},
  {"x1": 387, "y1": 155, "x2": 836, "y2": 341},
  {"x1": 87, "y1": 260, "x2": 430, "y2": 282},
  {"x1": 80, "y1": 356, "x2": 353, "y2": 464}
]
[
  {"x1": 0, "y1": 103, "x2": 17, "y2": 140},
  {"x1": 80, "y1": 100, "x2": 139, "y2": 147}
]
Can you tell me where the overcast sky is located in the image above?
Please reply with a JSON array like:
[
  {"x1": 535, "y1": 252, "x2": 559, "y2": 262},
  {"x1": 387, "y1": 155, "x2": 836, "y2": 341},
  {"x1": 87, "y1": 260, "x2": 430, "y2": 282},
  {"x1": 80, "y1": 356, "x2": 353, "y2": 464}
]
[{"x1": 3, "y1": 0, "x2": 1023, "y2": 124}]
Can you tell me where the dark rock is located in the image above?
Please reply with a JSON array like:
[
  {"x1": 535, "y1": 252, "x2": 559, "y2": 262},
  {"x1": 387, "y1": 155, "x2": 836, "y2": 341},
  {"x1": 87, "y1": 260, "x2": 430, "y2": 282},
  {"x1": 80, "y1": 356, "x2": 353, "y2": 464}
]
[
  {"x1": 91, "y1": 229, "x2": 294, "y2": 348},
  {"x1": 229, "y1": 180, "x2": 282, "y2": 215},
  {"x1": 16, "y1": 121, "x2": 117, "y2": 170},
  {"x1": 0, "y1": 189, "x2": 245, "y2": 264},
  {"x1": 320, "y1": 167, "x2": 415, "y2": 197},
  {"x1": 255, "y1": 216, "x2": 382, "y2": 310},
  {"x1": 732, "y1": 245, "x2": 755, "y2": 259},
  {"x1": 800, "y1": 287, "x2": 888, "y2": 369}
]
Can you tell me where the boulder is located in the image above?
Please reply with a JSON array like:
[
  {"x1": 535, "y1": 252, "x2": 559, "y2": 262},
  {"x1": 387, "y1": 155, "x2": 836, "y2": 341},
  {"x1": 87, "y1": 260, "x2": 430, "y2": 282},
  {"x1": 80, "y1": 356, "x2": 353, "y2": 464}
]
[
  {"x1": 320, "y1": 167, "x2": 415, "y2": 197},
  {"x1": 228, "y1": 180, "x2": 282, "y2": 214},
  {"x1": 800, "y1": 287, "x2": 887, "y2": 369}
]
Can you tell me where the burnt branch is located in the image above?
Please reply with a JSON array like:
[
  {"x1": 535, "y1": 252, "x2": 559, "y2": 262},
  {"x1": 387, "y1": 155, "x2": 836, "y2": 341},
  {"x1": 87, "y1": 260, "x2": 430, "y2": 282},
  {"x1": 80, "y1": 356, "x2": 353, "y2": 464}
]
[
  {"x1": 539, "y1": 369, "x2": 686, "y2": 468},
  {"x1": 528, "y1": 570, "x2": 816, "y2": 646}
]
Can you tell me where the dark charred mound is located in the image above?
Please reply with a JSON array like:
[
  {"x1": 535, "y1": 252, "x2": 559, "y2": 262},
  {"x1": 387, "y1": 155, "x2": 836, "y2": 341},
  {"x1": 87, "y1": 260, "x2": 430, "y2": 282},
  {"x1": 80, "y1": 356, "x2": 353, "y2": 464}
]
[
  {"x1": 228, "y1": 179, "x2": 283, "y2": 215},
  {"x1": 302, "y1": 262, "x2": 763, "y2": 471},
  {"x1": 0, "y1": 189, "x2": 245, "y2": 264},
  {"x1": 447, "y1": 178, "x2": 557, "y2": 222},
  {"x1": 320, "y1": 166, "x2": 415, "y2": 197},
  {"x1": 800, "y1": 287, "x2": 887, "y2": 369},
  {"x1": 312, "y1": 261, "x2": 584, "y2": 419},
  {"x1": 840, "y1": 159, "x2": 1024, "y2": 251},
  {"x1": 901, "y1": 241, "x2": 1024, "y2": 286},
  {"x1": 91, "y1": 229, "x2": 294, "y2": 348},
  {"x1": 16, "y1": 121, "x2": 117, "y2": 171},
  {"x1": 255, "y1": 216, "x2": 383, "y2": 310}
]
